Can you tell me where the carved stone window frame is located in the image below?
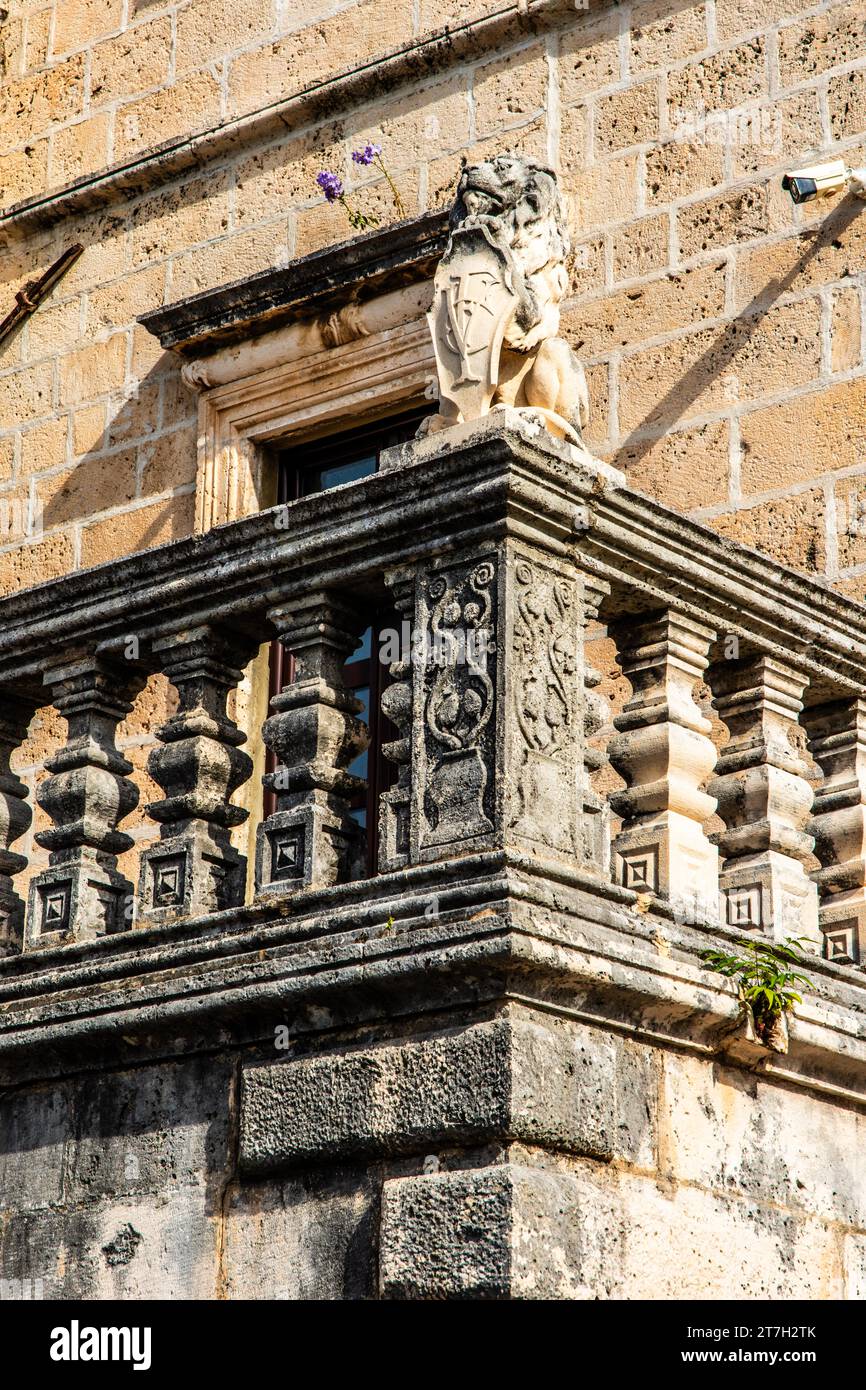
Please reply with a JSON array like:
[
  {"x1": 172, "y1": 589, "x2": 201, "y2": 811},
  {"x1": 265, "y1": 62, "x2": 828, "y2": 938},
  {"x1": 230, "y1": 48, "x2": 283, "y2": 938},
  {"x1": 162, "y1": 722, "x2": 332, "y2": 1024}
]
[{"x1": 140, "y1": 211, "x2": 448, "y2": 531}]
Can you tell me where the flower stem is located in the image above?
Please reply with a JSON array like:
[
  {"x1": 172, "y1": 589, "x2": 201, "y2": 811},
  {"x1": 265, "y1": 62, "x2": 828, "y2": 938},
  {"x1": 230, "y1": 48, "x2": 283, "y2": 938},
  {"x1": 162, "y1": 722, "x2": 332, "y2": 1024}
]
[{"x1": 376, "y1": 154, "x2": 406, "y2": 219}]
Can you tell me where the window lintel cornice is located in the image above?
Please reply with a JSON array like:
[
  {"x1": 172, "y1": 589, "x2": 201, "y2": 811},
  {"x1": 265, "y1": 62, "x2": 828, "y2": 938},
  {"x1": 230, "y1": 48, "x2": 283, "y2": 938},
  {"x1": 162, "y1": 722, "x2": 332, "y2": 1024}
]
[{"x1": 139, "y1": 210, "x2": 448, "y2": 356}]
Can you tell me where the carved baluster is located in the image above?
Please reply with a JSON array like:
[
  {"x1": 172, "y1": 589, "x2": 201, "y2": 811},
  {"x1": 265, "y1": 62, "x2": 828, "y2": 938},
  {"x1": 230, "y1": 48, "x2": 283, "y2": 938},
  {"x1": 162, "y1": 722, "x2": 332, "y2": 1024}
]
[
  {"x1": 608, "y1": 612, "x2": 719, "y2": 921},
  {"x1": 138, "y1": 626, "x2": 259, "y2": 922},
  {"x1": 805, "y1": 696, "x2": 866, "y2": 963},
  {"x1": 582, "y1": 576, "x2": 611, "y2": 876},
  {"x1": 379, "y1": 568, "x2": 414, "y2": 873},
  {"x1": 0, "y1": 695, "x2": 35, "y2": 955},
  {"x1": 27, "y1": 655, "x2": 144, "y2": 946},
  {"x1": 255, "y1": 592, "x2": 370, "y2": 894},
  {"x1": 708, "y1": 655, "x2": 819, "y2": 944}
]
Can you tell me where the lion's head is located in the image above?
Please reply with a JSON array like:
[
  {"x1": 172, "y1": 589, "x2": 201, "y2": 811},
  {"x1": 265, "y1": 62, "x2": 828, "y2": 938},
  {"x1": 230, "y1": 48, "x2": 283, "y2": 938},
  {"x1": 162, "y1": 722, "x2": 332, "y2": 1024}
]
[
  {"x1": 451, "y1": 153, "x2": 570, "y2": 289},
  {"x1": 449, "y1": 153, "x2": 571, "y2": 350}
]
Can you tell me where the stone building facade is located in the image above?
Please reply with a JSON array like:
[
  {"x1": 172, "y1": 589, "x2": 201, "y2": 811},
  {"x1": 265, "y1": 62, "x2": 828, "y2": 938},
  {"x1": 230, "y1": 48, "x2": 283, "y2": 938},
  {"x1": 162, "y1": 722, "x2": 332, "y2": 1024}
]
[{"x1": 2, "y1": 0, "x2": 866, "y2": 1299}]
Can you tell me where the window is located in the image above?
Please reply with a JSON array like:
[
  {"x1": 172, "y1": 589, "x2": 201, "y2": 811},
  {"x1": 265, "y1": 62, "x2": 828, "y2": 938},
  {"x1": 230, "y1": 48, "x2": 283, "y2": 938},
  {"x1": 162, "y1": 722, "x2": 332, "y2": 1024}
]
[{"x1": 265, "y1": 406, "x2": 430, "y2": 873}]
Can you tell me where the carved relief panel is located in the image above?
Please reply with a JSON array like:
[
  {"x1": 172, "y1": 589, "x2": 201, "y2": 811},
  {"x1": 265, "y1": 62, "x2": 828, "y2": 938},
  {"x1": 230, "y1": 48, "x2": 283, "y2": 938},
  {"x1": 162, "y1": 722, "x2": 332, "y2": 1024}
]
[
  {"x1": 415, "y1": 555, "x2": 499, "y2": 856},
  {"x1": 385, "y1": 541, "x2": 590, "y2": 869},
  {"x1": 506, "y1": 554, "x2": 583, "y2": 860}
]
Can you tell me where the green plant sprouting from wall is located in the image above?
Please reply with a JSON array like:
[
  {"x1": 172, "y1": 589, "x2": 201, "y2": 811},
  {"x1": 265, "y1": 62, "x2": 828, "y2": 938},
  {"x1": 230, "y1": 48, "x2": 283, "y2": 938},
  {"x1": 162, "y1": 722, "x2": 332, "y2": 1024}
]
[{"x1": 700, "y1": 936, "x2": 815, "y2": 1048}]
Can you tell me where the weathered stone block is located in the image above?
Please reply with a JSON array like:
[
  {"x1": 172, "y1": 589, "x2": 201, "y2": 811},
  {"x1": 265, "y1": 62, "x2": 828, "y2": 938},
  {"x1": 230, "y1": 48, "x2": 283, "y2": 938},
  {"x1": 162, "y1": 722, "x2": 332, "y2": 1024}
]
[
  {"x1": 829, "y1": 67, "x2": 866, "y2": 142},
  {"x1": 85, "y1": 1193, "x2": 220, "y2": 1300},
  {"x1": 562, "y1": 263, "x2": 727, "y2": 356},
  {"x1": 64, "y1": 1059, "x2": 233, "y2": 1204},
  {"x1": 382, "y1": 1153, "x2": 846, "y2": 1299},
  {"x1": 379, "y1": 1163, "x2": 586, "y2": 1299},
  {"x1": 594, "y1": 81, "x2": 659, "y2": 155},
  {"x1": 0, "y1": 1205, "x2": 99, "y2": 1300},
  {"x1": 224, "y1": 1175, "x2": 377, "y2": 1300},
  {"x1": 0, "y1": 1084, "x2": 70, "y2": 1212},
  {"x1": 52, "y1": 0, "x2": 124, "y2": 55},
  {"x1": 239, "y1": 1017, "x2": 655, "y2": 1171},
  {"x1": 89, "y1": 18, "x2": 172, "y2": 108},
  {"x1": 473, "y1": 46, "x2": 547, "y2": 137},
  {"x1": 667, "y1": 38, "x2": 767, "y2": 118},
  {"x1": 710, "y1": 488, "x2": 826, "y2": 573},
  {"x1": 565, "y1": 1161, "x2": 844, "y2": 1299},
  {"x1": 80, "y1": 494, "x2": 196, "y2": 567},
  {"x1": 113, "y1": 73, "x2": 223, "y2": 163},
  {"x1": 645, "y1": 139, "x2": 725, "y2": 204},
  {"x1": 778, "y1": 0, "x2": 866, "y2": 85},
  {"x1": 612, "y1": 212, "x2": 669, "y2": 280},
  {"x1": 660, "y1": 1051, "x2": 866, "y2": 1229},
  {"x1": 557, "y1": 15, "x2": 620, "y2": 102},
  {"x1": 676, "y1": 183, "x2": 769, "y2": 259},
  {"x1": 630, "y1": 0, "x2": 707, "y2": 71}
]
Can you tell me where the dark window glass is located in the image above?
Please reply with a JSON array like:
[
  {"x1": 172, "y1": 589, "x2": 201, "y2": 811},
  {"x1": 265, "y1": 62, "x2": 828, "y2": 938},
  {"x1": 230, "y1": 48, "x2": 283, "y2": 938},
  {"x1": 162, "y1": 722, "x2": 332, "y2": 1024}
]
[
  {"x1": 266, "y1": 406, "x2": 429, "y2": 872},
  {"x1": 276, "y1": 406, "x2": 431, "y2": 503}
]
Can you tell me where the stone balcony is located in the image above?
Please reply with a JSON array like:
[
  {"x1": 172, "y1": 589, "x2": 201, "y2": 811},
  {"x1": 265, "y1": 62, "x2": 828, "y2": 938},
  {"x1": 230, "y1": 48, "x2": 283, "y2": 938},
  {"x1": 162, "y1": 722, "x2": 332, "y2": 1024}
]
[
  {"x1": 3, "y1": 405, "x2": 866, "y2": 1002},
  {"x1": 5, "y1": 409, "x2": 866, "y2": 1296}
]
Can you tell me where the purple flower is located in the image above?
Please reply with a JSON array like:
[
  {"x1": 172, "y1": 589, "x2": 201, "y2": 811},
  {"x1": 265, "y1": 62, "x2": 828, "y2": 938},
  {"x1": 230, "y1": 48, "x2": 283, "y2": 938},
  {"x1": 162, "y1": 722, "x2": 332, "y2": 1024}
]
[
  {"x1": 316, "y1": 169, "x2": 344, "y2": 202},
  {"x1": 351, "y1": 143, "x2": 382, "y2": 167}
]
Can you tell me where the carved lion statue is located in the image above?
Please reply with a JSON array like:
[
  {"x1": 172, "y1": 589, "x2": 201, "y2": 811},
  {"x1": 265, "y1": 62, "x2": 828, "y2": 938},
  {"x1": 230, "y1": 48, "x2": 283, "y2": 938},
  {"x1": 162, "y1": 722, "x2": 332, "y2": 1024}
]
[{"x1": 423, "y1": 153, "x2": 589, "y2": 441}]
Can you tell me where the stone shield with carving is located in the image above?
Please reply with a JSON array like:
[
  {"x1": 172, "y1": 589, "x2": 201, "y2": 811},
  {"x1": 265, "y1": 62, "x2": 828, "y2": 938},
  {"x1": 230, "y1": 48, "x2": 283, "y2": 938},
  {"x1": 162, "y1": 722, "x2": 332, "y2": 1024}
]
[{"x1": 427, "y1": 223, "x2": 520, "y2": 423}]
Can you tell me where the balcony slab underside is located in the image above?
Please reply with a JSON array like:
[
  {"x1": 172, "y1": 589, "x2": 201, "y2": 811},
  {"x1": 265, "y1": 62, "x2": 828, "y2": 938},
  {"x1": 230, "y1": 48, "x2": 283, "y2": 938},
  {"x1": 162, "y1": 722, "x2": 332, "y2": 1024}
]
[{"x1": 2, "y1": 851, "x2": 866, "y2": 1110}]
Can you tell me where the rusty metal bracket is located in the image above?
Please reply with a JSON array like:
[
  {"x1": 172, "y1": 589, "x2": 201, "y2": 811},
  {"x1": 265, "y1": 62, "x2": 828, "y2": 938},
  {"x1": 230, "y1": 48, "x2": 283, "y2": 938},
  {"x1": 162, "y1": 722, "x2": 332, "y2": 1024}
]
[{"x1": 0, "y1": 243, "x2": 83, "y2": 353}]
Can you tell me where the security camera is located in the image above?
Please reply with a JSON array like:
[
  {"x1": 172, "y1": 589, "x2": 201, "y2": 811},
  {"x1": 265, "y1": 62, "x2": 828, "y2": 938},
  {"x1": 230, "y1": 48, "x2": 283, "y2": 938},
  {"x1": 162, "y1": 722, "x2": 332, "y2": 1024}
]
[{"x1": 782, "y1": 159, "x2": 866, "y2": 204}]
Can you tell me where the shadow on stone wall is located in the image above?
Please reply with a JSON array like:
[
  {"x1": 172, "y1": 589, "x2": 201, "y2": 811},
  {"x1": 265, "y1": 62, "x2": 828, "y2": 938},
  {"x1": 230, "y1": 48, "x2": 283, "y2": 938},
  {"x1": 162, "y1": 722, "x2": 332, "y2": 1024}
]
[{"x1": 619, "y1": 196, "x2": 864, "y2": 470}]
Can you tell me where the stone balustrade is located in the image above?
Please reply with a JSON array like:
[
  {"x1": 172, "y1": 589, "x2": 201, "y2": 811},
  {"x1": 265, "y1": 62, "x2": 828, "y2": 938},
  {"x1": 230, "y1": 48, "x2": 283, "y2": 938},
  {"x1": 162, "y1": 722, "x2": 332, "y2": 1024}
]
[{"x1": 1, "y1": 413, "x2": 866, "y2": 964}]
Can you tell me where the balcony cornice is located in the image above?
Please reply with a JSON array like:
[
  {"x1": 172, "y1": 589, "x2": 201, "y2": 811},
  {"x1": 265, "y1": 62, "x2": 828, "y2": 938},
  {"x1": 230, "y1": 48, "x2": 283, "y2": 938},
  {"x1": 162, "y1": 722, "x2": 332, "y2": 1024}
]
[
  {"x1": 2, "y1": 847, "x2": 866, "y2": 1118},
  {"x1": 1, "y1": 419, "x2": 865, "y2": 1093},
  {"x1": 0, "y1": 416, "x2": 863, "y2": 700}
]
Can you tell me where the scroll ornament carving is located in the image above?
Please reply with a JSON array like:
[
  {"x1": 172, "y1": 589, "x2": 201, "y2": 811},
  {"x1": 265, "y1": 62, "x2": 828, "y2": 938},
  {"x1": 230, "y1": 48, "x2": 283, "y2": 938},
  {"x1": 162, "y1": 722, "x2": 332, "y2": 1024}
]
[
  {"x1": 422, "y1": 153, "x2": 589, "y2": 444},
  {"x1": 179, "y1": 297, "x2": 370, "y2": 391},
  {"x1": 422, "y1": 560, "x2": 496, "y2": 846},
  {"x1": 180, "y1": 359, "x2": 213, "y2": 390},
  {"x1": 510, "y1": 559, "x2": 580, "y2": 853},
  {"x1": 513, "y1": 560, "x2": 573, "y2": 759},
  {"x1": 320, "y1": 299, "x2": 370, "y2": 349}
]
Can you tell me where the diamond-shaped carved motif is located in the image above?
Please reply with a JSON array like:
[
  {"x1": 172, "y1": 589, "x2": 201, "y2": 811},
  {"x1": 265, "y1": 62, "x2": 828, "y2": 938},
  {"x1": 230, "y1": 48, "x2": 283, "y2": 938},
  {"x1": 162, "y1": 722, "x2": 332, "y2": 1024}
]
[
  {"x1": 39, "y1": 883, "x2": 70, "y2": 934},
  {"x1": 726, "y1": 884, "x2": 762, "y2": 929},
  {"x1": 620, "y1": 848, "x2": 658, "y2": 894},
  {"x1": 825, "y1": 924, "x2": 858, "y2": 964},
  {"x1": 152, "y1": 856, "x2": 185, "y2": 908},
  {"x1": 272, "y1": 828, "x2": 304, "y2": 880}
]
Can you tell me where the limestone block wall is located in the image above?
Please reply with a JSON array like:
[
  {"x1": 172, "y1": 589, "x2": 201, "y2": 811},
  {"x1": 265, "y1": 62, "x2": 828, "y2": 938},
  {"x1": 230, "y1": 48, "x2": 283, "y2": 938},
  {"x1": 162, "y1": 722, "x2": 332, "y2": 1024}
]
[
  {"x1": 1, "y1": 0, "x2": 865, "y2": 592},
  {"x1": 4, "y1": 1009, "x2": 866, "y2": 1299}
]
